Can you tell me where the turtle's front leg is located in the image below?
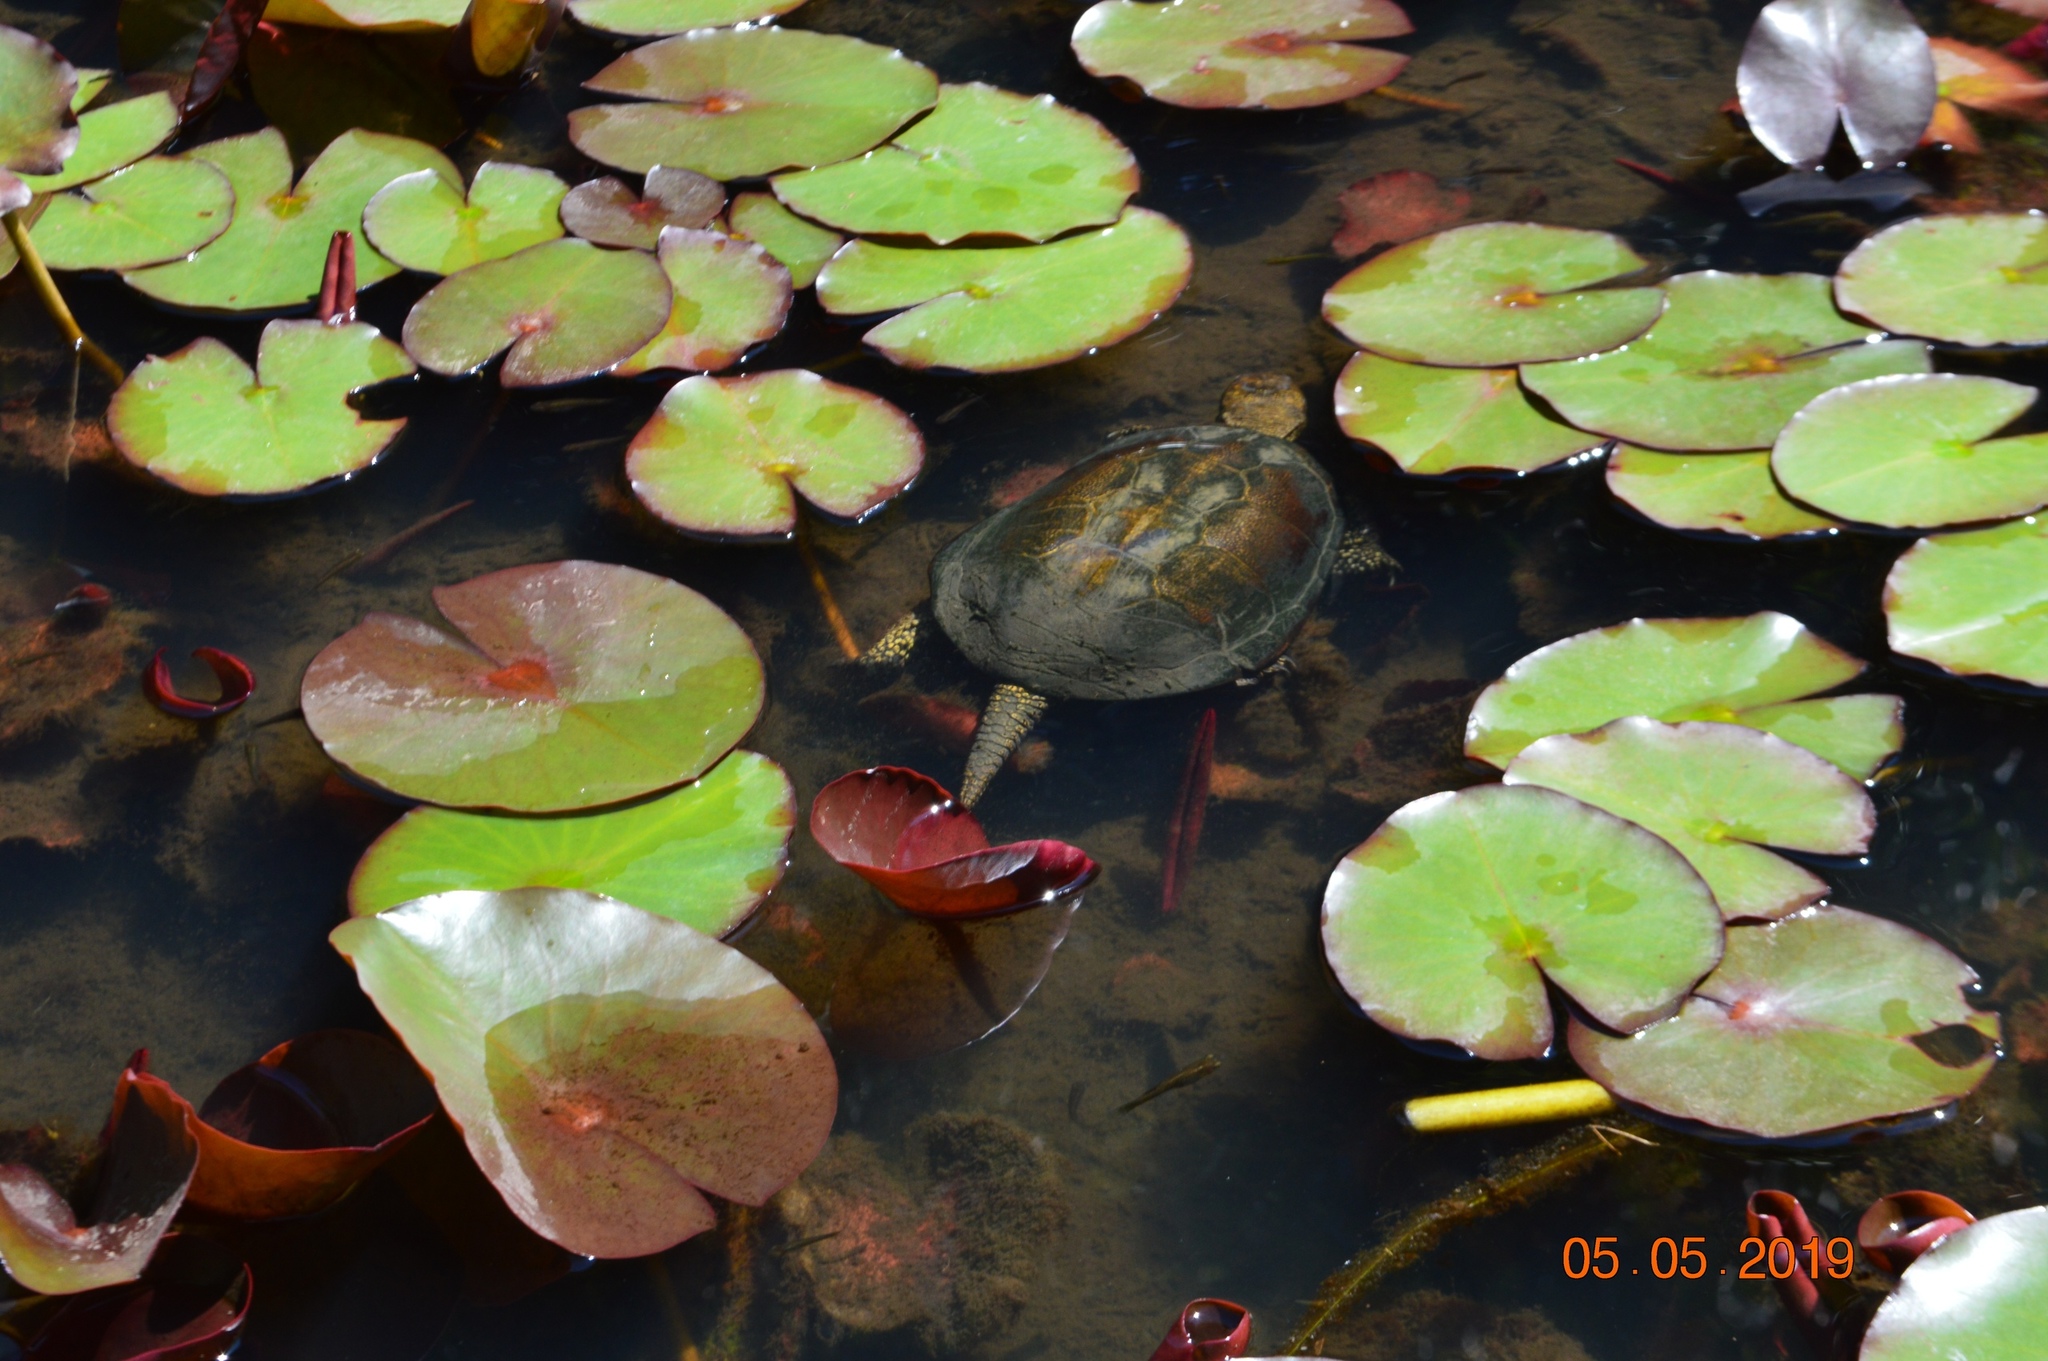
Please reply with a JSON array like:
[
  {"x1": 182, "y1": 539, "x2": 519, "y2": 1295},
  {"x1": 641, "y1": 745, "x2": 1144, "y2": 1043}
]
[
  {"x1": 961, "y1": 684, "x2": 1047, "y2": 806},
  {"x1": 859, "y1": 609, "x2": 921, "y2": 665}
]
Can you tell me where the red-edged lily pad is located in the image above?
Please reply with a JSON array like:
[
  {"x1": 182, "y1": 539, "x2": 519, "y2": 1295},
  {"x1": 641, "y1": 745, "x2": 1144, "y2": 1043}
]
[
  {"x1": 559, "y1": 167, "x2": 724, "y2": 251},
  {"x1": 615, "y1": 227, "x2": 792, "y2": 376},
  {"x1": 811, "y1": 766, "x2": 1099, "y2": 918},
  {"x1": 0, "y1": 25, "x2": 79, "y2": 197},
  {"x1": 1071, "y1": 0, "x2": 1412, "y2": 110},
  {"x1": 6, "y1": 1235, "x2": 251, "y2": 1361}
]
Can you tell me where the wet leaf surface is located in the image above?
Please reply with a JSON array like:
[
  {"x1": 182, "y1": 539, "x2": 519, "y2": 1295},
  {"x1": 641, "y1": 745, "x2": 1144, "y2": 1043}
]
[
  {"x1": 1605, "y1": 445, "x2": 1842, "y2": 540},
  {"x1": 566, "y1": 0, "x2": 806, "y2": 36},
  {"x1": 571, "y1": 27, "x2": 937, "y2": 180},
  {"x1": 727, "y1": 190, "x2": 842, "y2": 289},
  {"x1": 1835, "y1": 212, "x2": 2048, "y2": 346},
  {"x1": 1331, "y1": 168, "x2": 1469, "y2": 259},
  {"x1": 1570, "y1": 906, "x2": 1998, "y2": 1139},
  {"x1": 300, "y1": 559, "x2": 764, "y2": 811},
  {"x1": 17, "y1": 90, "x2": 174, "y2": 193},
  {"x1": 330, "y1": 887, "x2": 837, "y2": 1258},
  {"x1": 1736, "y1": 0, "x2": 1935, "y2": 169},
  {"x1": 816, "y1": 207, "x2": 1192, "y2": 372},
  {"x1": 1323, "y1": 222, "x2": 1665, "y2": 367},
  {"x1": 627, "y1": 369, "x2": 923, "y2": 538},
  {"x1": 349, "y1": 749, "x2": 794, "y2": 933},
  {"x1": 558, "y1": 166, "x2": 723, "y2": 251},
  {"x1": 1072, "y1": 0, "x2": 1411, "y2": 110},
  {"x1": 772, "y1": 82, "x2": 1138, "y2": 245},
  {"x1": 1860, "y1": 1208, "x2": 2048, "y2": 1360},
  {"x1": 363, "y1": 161, "x2": 566, "y2": 276},
  {"x1": 1320, "y1": 783, "x2": 1725, "y2": 1060},
  {"x1": 1334, "y1": 351, "x2": 1601, "y2": 476},
  {"x1": 10, "y1": 1234, "x2": 250, "y2": 1361},
  {"x1": 29, "y1": 154, "x2": 234, "y2": 271},
  {"x1": 1520, "y1": 271, "x2": 1930, "y2": 452},
  {"x1": 108, "y1": 320, "x2": 415, "y2": 497},
  {"x1": 1885, "y1": 515, "x2": 2048, "y2": 688},
  {"x1": 616, "y1": 228, "x2": 791, "y2": 375}
]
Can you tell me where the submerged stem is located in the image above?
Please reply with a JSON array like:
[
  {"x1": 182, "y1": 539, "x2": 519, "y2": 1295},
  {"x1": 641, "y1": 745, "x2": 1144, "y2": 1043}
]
[
  {"x1": 2, "y1": 208, "x2": 123, "y2": 384},
  {"x1": 794, "y1": 516, "x2": 861, "y2": 661}
]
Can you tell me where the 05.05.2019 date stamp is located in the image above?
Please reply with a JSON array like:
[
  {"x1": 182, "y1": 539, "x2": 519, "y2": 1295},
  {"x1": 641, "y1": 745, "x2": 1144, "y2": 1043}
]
[{"x1": 1562, "y1": 1235, "x2": 1856, "y2": 1281}]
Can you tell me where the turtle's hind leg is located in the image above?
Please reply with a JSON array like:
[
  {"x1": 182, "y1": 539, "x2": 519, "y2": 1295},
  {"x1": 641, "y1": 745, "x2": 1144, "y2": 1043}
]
[{"x1": 961, "y1": 685, "x2": 1047, "y2": 807}]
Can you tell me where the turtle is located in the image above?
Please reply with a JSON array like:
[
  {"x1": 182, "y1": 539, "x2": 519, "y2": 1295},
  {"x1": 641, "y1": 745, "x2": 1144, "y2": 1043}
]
[{"x1": 863, "y1": 373, "x2": 1392, "y2": 805}]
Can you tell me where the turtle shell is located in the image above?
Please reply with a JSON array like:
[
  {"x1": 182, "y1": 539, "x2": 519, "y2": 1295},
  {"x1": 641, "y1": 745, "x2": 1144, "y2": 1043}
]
[{"x1": 931, "y1": 424, "x2": 1341, "y2": 701}]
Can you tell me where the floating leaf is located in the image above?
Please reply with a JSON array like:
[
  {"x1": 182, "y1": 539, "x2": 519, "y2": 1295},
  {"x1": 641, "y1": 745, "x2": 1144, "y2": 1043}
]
[
  {"x1": 300, "y1": 560, "x2": 764, "y2": 811},
  {"x1": 1857, "y1": 1190, "x2": 1977, "y2": 1275},
  {"x1": 1503, "y1": 718, "x2": 1874, "y2": 922},
  {"x1": 0, "y1": 1054, "x2": 197, "y2": 1296},
  {"x1": 186, "y1": 1030, "x2": 437, "y2": 1220},
  {"x1": 349, "y1": 750, "x2": 794, "y2": 933},
  {"x1": 626, "y1": 370, "x2": 923, "y2": 538},
  {"x1": 1334, "y1": 351, "x2": 1602, "y2": 476},
  {"x1": 1465, "y1": 613, "x2": 1904, "y2": 778},
  {"x1": 816, "y1": 207, "x2": 1191, "y2": 372},
  {"x1": 571, "y1": 27, "x2": 938, "y2": 180},
  {"x1": 1860, "y1": 1208, "x2": 2048, "y2": 1361},
  {"x1": 6, "y1": 1235, "x2": 251, "y2": 1360},
  {"x1": 1570, "y1": 906, "x2": 1997, "y2": 1139},
  {"x1": 559, "y1": 166, "x2": 724, "y2": 251},
  {"x1": 108, "y1": 320, "x2": 415, "y2": 497},
  {"x1": 1322, "y1": 223, "x2": 1664, "y2": 368},
  {"x1": 728, "y1": 190, "x2": 843, "y2": 289},
  {"x1": 1772, "y1": 373, "x2": 2048, "y2": 529},
  {"x1": 1606, "y1": 445, "x2": 1842, "y2": 540},
  {"x1": 1884, "y1": 515, "x2": 2048, "y2": 689},
  {"x1": 1521, "y1": 272, "x2": 1931, "y2": 452},
  {"x1": 772, "y1": 82, "x2": 1137, "y2": 245},
  {"x1": 1332, "y1": 168, "x2": 1469, "y2": 260},
  {"x1": 124, "y1": 127, "x2": 457, "y2": 312},
  {"x1": 330, "y1": 887, "x2": 837, "y2": 1258},
  {"x1": 400, "y1": 237, "x2": 672, "y2": 387},
  {"x1": 0, "y1": 25, "x2": 78, "y2": 187},
  {"x1": 261, "y1": 0, "x2": 467, "y2": 28},
  {"x1": 1736, "y1": 0, "x2": 1935, "y2": 170},
  {"x1": 567, "y1": 0, "x2": 806, "y2": 36},
  {"x1": 1070, "y1": 0, "x2": 1411, "y2": 110},
  {"x1": 28, "y1": 155, "x2": 234, "y2": 272},
  {"x1": 363, "y1": 161, "x2": 566, "y2": 276},
  {"x1": 18, "y1": 91, "x2": 175, "y2": 193},
  {"x1": 1320, "y1": 784, "x2": 1725, "y2": 1061},
  {"x1": 1928, "y1": 38, "x2": 2048, "y2": 159},
  {"x1": 1834, "y1": 213, "x2": 2048, "y2": 348},
  {"x1": 616, "y1": 228, "x2": 791, "y2": 376},
  {"x1": 810, "y1": 766, "x2": 1098, "y2": 918}
]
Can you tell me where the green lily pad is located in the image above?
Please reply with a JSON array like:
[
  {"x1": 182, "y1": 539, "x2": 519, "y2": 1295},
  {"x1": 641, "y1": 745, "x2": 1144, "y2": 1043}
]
[
  {"x1": 18, "y1": 90, "x2": 175, "y2": 193},
  {"x1": 1334, "y1": 350, "x2": 1603, "y2": 476},
  {"x1": 1570, "y1": 906, "x2": 1998, "y2": 1139},
  {"x1": 1772, "y1": 374, "x2": 2048, "y2": 529},
  {"x1": 1070, "y1": 0, "x2": 1411, "y2": 110},
  {"x1": 1885, "y1": 515, "x2": 2048, "y2": 689},
  {"x1": 728, "y1": 190, "x2": 843, "y2": 289},
  {"x1": 616, "y1": 228, "x2": 792, "y2": 376},
  {"x1": 363, "y1": 161, "x2": 567, "y2": 276},
  {"x1": 0, "y1": 25, "x2": 78, "y2": 183},
  {"x1": 348, "y1": 750, "x2": 794, "y2": 933},
  {"x1": 125, "y1": 127, "x2": 458, "y2": 312},
  {"x1": 570, "y1": 27, "x2": 938, "y2": 180},
  {"x1": 329, "y1": 887, "x2": 836, "y2": 1257},
  {"x1": 1861, "y1": 1208, "x2": 2048, "y2": 1361},
  {"x1": 1322, "y1": 222, "x2": 1665, "y2": 368},
  {"x1": 300, "y1": 559, "x2": 764, "y2": 811},
  {"x1": 1606, "y1": 445, "x2": 1842, "y2": 540},
  {"x1": 28, "y1": 154, "x2": 234, "y2": 271},
  {"x1": 559, "y1": 167, "x2": 724, "y2": 251},
  {"x1": 815, "y1": 206, "x2": 1191, "y2": 373},
  {"x1": 70, "y1": 68, "x2": 110, "y2": 111},
  {"x1": 400, "y1": 238, "x2": 673, "y2": 387},
  {"x1": 1466, "y1": 613, "x2": 1905, "y2": 778},
  {"x1": 626, "y1": 369, "x2": 924, "y2": 539},
  {"x1": 771, "y1": 82, "x2": 1138, "y2": 245},
  {"x1": 1320, "y1": 783, "x2": 1724, "y2": 1061},
  {"x1": 1503, "y1": 718, "x2": 1874, "y2": 922},
  {"x1": 568, "y1": 0, "x2": 807, "y2": 37},
  {"x1": 1520, "y1": 272, "x2": 1931, "y2": 452},
  {"x1": 1835, "y1": 212, "x2": 2048, "y2": 348},
  {"x1": 107, "y1": 320, "x2": 416, "y2": 497},
  {"x1": 262, "y1": 0, "x2": 467, "y2": 28}
]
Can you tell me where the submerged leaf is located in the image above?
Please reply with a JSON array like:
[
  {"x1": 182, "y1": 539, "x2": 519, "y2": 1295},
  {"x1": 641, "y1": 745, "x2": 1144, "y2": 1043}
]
[
  {"x1": 1834, "y1": 212, "x2": 2048, "y2": 348},
  {"x1": 616, "y1": 227, "x2": 792, "y2": 375},
  {"x1": 1320, "y1": 784, "x2": 1725, "y2": 1060},
  {"x1": 28, "y1": 154, "x2": 235, "y2": 271},
  {"x1": 1334, "y1": 351, "x2": 1602, "y2": 476},
  {"x1": 0, "y1": 25, "x2": 79, "y2": 179},
  {"x1": 1736, "y1": 0, "x2": 1935, "y2": 169},
  {"x1": 17, "y1": 90, "x2": 176, "y2": 193},
  {"x1": 728, "y1": 190, "x2": 843, "y2": 289},
  {"x1": 559, "y1": 166, "x2": 724, "y2": 251},
  {"x1": 567, "y1": 0, "x2": 806, "y2": 36},
  {"x1": 1884, "y1": 515, "x2": 2048, "y2": 689},
  {"x1": 330, "y1": 888, "x2": 837, "y2": 1258},
  {"x1": 1332, "y1": 168, "x2": 1469, "y2": 259},
  {"x1": 1606, "y1": 445, "x2": 1842, "y2": 540},
  {"x1": 363, "y1": 160, "x2": 567, "y2": 275},
  {"x1": 1072, "y1": 0, "x2": 1411, "y2": 110},
  {"x1": 300, "y1": 559, "x2": 764, "y2": 811},
  {"x1": 1861, "y1": 1209, "x2": 2048, "y2": 1361},
  {"x1": 627, "y1": 369, "x2": 922, "y2": 539},
  {"x1": 349, "y1": 749, "x2": 794, "y2": 934}
]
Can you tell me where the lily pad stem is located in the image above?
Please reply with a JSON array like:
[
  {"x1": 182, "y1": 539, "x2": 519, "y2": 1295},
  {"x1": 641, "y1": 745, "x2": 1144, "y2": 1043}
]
[
  {"x1": 793, "y1": 515, "x2": 861, "y2": 661},
  {"x1": 1403, "y1": 1078, "x2": 1618, "y2": 1132},
  {"x1": 2, "y1": 208, "x2": 123, "y2": 384}
]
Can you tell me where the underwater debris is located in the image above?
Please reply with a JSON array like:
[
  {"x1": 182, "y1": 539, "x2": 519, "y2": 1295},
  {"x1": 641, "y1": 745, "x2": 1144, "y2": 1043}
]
[
  {"x1": 1320, "y1": 1289, "x2": 1594, "y2": 1361},
  {"x1": 143, "y1": 646, "x2": 254, "y2": 719},
  {"x1": 1331, "y1": 169, "x2": 1470, "y2": 259}
]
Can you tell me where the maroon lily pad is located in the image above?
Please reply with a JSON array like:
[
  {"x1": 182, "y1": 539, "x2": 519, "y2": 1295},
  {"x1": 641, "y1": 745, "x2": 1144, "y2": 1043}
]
[
  {"x1": 13, "y1": 1234, "x2": 251, "y2": 1361},
  {"x1": 1857, "y1": 1190, "x2": 1976, "y2": 1274},
  {"x1": 1149, "y1": 1298, "x2": 1253, "y2": 1361},
  {"x1": 0, "y1": 1053, "x2": 199, "y2": 1296},
  {"x1": 809, "y1": 766, "x2": 1098, "y2": 918},
  {"x1": 559, "y1": 167, "x2": 724, "y2": 251},
  {"x1": 1332, "y1": 169, "x2": 1470, "y2": 259},
  {"x1": 143, "y1": 647, "x2": 254, "y2": 719},
  {"x1": 184, "y1": 1030, "x2": 438, "y2": 1220}
]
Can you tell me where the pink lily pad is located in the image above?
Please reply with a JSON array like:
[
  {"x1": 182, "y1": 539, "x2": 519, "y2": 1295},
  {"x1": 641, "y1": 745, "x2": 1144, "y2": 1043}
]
[{"x1": 559, "y1": 166, "x2": 724, "y2": 250}]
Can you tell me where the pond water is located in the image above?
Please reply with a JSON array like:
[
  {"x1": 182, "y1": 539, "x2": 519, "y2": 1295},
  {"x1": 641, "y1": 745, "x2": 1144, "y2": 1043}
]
[{"x1": 2, "y1": 0, "x2": 2045, "y2": 1358}]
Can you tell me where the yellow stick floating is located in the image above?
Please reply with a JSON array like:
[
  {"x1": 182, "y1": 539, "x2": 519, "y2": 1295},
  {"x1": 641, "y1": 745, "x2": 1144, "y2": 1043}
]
[
  {"x1": 3, "y1": 208, "x2": 123, "y2": 383},
  {"x1": 1403, "y1": 1079, "x2": 1617, "y2": 1133}
]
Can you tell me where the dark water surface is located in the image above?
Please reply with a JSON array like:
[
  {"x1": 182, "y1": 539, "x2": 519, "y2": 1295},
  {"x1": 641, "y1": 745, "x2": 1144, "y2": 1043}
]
[{"x1": 2, "y1": 0, "x2": 2045, "y2": 1358}]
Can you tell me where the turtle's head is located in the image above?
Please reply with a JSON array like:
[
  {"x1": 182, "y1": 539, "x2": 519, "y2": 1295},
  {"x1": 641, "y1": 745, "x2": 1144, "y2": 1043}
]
[{"x1": 1218, "y1": 372, "x2": 1305, "y2": 440}]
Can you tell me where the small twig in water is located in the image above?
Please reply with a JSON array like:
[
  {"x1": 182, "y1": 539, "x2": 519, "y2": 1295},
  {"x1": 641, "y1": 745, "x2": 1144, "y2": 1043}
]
[
  {"x1": 1370, "y1": 86, "x2": 1468, "y2": 112},
  {"x1": 316, "y1": 500, "x2": 476, "y2": 584}
]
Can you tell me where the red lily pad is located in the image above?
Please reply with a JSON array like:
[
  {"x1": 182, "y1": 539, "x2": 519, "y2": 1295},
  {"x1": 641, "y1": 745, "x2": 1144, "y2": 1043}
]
[
  {"x1": 1332, "y1": 169, "x2": 1470, "y2": 259},
  {"x1": 7, "y1": 1235, "x2": 251, "y2": 1361},
  {"x1": 0, "y1": 1054, "x2": 198, "y2": 1296},
  {"x1": 185, "y1": 1029, "x2": 438, "y2": 1220},
  {"x1": 810, "y1": 766, "x2": 1099, "y2": 918}
]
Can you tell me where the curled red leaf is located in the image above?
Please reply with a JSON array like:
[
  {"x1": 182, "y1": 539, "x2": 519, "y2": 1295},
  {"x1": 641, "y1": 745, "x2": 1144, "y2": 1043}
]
[
  {"x1": 144, "y1": 647, "x2": 255, "y2": 719},
  {"x1": 1332, "y1": 170, "x2": 1470, "y2": 259},
  {"x1": 13, "y1": 1234, "x2": 251, "y2": 1361},
  {"x1": 1148, "y1": 1298, "x2": 1252, "y2": 1361},
  {"x1": 1856, "y1": 1189, "x2": 1975, "y2": 1274},
  {"x1": 810, "y1": 766, "x2": 1097, "y2": 918}
]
